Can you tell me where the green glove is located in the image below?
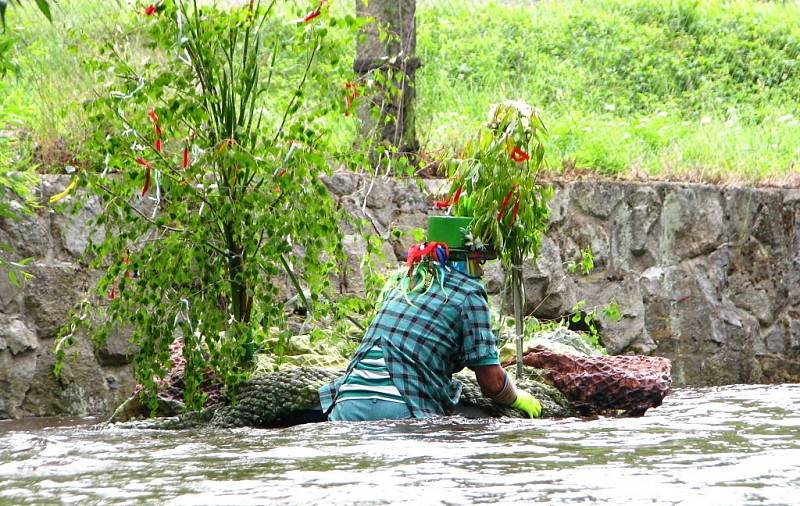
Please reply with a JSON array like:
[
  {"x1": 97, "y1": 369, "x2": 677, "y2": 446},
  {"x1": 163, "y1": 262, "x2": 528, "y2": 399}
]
[{"x1": 511, "y1": 389, "x2": 542, "y2": 418}]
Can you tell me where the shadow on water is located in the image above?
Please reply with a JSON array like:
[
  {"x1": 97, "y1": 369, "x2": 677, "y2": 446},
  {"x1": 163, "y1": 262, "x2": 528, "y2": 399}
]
[{"x1": 1, "y1": 384, "x2": 799, "y2": 505}]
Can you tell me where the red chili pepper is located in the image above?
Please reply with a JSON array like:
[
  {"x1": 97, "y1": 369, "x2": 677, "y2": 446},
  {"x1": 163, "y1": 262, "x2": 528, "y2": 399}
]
[
  {"x1": 108, "y1": 285, "x2": 117, "y2": 300},
  {"x1": 182, "y1": 147, "x2": 190, "y2": 169},
  {"x1": 452, "y1": 186, "x2": 463, "y2": 205},
  {"x1": 122, "y1": 255, "x2": 133, "y2": 278},
  {"x1": 344, "y1": 96, "x2": 354, "y2": 116},
  {"x1": 136, "y1": 158, "x2": 152, "y2": 197},
  {"x1": 135, "y1": 157, "x2": 152, "y2": 168},
  {"x1": 344, "y1": 82, "x2": 359, "y2": 116},
  {"x1": 344, "y1": 96, "x2": 353, "y2": 117},
  {"x1": 510, "y1": 199, "x2": 520, "y2": 226},
  {"x1": 497, "y1": 186, "x2": 516, "y2": 221},
  {"x1": 141, "y1": 166, "x2": 151, "y2": 197},
  {"x1": 303, "y1": 9, "x2": 321, "y2": 22},
  {"x1": 144, "y1": 4, "x2": 156, "y2": 16},
  {"x1": 155, "y1": 139, "x2": 162, "y2": 153},
  {"x1": 148, "y1": 110, "x2": 162, "y2": 138},
  {"x1": 434, "y1": 198, "x2": 451, "y2": 209},
  {"x1": 510, "y1": 146, "x2": 530, "y2": 163}
]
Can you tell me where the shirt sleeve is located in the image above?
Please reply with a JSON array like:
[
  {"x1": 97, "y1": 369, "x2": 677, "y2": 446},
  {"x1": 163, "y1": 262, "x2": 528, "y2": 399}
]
[{"x1": 459, "y1": 286, "x2": 500, "y2": 367}]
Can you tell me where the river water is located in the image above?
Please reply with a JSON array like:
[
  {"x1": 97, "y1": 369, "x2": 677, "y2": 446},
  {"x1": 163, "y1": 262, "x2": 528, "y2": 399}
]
[{"x1": 1, "y1": 384, "x2": 798, "y2": 505}]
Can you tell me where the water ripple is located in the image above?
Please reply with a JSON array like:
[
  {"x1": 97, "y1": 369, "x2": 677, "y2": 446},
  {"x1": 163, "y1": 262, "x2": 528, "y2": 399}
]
[{"x1": 0, "y1": 384, "x2": 799, "y2": 505}]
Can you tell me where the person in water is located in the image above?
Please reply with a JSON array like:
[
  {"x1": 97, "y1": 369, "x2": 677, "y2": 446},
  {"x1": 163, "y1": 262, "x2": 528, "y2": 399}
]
[{"x1": 319, "y1": 219, "x2": 542, "y2": 421}]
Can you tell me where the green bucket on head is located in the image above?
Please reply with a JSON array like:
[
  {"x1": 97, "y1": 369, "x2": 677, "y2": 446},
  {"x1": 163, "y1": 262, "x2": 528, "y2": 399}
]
[{"x1": 427, "y1": 216, "x2": 473, "y2": 250}]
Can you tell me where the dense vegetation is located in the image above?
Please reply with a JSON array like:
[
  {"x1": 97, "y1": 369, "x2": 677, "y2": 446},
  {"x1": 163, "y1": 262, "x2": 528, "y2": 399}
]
[
  {"x1": 3, "y1": 0, "x2": 800, "y2": 181},
  {"x1": 1, "y1": 0, "x2": 798, "y2": 407},
  {"x1": 417, "y1": 0, "x2": 800, "y2": 182}
]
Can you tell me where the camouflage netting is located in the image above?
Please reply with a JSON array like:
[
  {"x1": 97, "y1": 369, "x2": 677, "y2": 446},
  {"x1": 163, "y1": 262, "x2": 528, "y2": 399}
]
[
  {"x1": 455, "y1": 368, "x2": 573, "y2": 418},
  {"x1": 104, "y1": 328, "x2": 671, "y2": 430}
]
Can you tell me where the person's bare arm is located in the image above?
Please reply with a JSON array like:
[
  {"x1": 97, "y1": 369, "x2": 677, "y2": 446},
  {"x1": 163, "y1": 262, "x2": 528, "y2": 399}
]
[
  {"x1": 471, "y1": 363, "x2": 542, "y2": 417},
  {"x1": 472, "y1": 364, "x2": 507, "y2": 397}
]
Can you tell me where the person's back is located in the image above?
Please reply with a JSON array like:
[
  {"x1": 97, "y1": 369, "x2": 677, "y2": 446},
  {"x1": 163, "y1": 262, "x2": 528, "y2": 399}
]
[
  {"x1": 319, "y1": 242, "x2": 542, "y2": 422},
  {"x1": 320, "y1": 266, "x2": 498, "y2": 420}
]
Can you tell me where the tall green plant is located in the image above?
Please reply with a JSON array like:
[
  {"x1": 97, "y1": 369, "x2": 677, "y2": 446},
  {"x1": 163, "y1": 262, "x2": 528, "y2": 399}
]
[
  {"x1": 447, "y1": 101, "x2": 552, "y2": 377},
  {"x1": 55, "y1": 0, "x2": 355, "y2": 410},
  {"x1": 0, "y1": 135, "x2": 36, "y2": 286}
]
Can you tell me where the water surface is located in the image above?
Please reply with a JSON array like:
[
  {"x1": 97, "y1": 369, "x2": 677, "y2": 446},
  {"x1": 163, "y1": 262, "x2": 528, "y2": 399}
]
[{"x1": 1, "y1": 384, "x2": 798, "y2": 505}]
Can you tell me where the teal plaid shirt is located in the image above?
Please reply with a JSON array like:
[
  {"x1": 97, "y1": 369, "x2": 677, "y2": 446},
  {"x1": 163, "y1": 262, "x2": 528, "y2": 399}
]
[{"x1": 319, "y1": 268, "x2": 500, "y2": 418}]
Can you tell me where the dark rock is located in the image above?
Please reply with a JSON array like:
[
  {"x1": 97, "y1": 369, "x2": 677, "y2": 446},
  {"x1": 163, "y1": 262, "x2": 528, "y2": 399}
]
[
  {"x1": 19, "y1": 332, "x2": 136, "y2": 418},
  {"x1": 512, "y1": 235, "x2": 575, "y2": 319},
  {"x1": 572, "y1": 180, "x2": 623, "y2": 219},
  {"x1": 52, "y1": 194, "x2": 105, "y2": 260},
  {"x1": 0, "y1": 349, "x2": 38, "y2": 419},
  {"x1": 321, "y1": 171, "x2": 359, "y2": 196},
  {"x1": 21, "y1": 261, "x2": 87, "y2": 339},
  {"x1": 0, "y1": 200, "x2": 52, "y2": 259},
  {"x1": 639, "y1": 260, "x2": 760, "y2": 386},
  {"x1": 659, "y1": 186, "x2": 724, "y2": 265},
  {"x1": 95, "y1": 326, "x2": 138, "y2": 366}
]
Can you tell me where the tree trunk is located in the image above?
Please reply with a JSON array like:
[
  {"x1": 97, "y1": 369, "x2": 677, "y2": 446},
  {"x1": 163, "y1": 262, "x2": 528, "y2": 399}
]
[{"x1": 355, "y1": 0, "x2": 419, "y2": 163}]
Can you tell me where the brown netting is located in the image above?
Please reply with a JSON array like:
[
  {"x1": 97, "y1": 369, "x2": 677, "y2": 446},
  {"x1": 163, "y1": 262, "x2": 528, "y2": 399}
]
[{"x1": 506, "y1": 346, "x2": 672, "y2": 417}]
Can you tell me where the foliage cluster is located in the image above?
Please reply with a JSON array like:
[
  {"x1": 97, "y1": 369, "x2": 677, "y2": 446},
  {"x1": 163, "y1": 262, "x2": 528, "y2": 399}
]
[
  {"x1": 447, "y1": 101, "x2": 552, "y2": 268},
  {"x1": 54, "y1": 0, "x2": 361, "y2": 410},
  {"x1": 0, "y1": 0, "x2": 361, "y2": 171},
  {"x1": 0, "y1": 0, "x2": 52, "y2": 284}
]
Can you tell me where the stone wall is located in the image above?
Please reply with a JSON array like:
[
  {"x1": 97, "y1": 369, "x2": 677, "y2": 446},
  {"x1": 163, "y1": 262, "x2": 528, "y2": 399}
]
[
  {"x1": 1, "y1": 174, "x2": 798, "y2": 418},
  {"x1": 326, "y1": 174, "x2": 800, "y2": 387},
  {"x1": 0, "y1": 176, "x2": 136, "y2": 419}
]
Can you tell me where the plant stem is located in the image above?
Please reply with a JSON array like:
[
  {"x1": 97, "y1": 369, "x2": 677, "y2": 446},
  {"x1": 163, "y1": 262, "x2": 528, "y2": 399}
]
[
  {"x1": 279, "y1": 253, "x2": 309, "y2": 312},
  {"x1": 512, "y1": 253, "x2": 524, "y2": 379}
]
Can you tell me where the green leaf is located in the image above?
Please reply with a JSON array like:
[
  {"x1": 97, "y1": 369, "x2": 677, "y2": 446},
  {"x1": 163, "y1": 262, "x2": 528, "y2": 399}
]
[
  {"x1": 34, "y1": 0, "x2": 52, "y2": 22},
  {"x1": 7, "y1": 268, "x2": 18, "y2": 288},
  {"x1": 602, "y1": 301, "x2": 622, "y2": 322}
]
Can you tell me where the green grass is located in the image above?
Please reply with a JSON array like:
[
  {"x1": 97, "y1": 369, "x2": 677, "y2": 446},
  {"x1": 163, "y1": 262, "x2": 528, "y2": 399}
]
[
  {"x1": 3, "y1": 0, "x2": 800, "y2": 182},
  {"x1": 1, "y1": 0, "x2": 128, "y2": 168},
  {"x1": 417, "y1": 0, "x2": 800, "y2": 182}
]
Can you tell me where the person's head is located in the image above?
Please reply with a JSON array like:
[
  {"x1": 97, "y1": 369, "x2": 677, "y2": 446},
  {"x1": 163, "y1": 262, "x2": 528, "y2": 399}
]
[{"x1": 450, "y1": 253, "x2": 485, "y2": 278}]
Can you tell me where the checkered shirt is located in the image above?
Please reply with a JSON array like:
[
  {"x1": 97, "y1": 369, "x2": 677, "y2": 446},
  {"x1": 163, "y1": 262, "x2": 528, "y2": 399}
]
[{"x1": 319, "y1": 268, "x2": 500, "y2": 418}]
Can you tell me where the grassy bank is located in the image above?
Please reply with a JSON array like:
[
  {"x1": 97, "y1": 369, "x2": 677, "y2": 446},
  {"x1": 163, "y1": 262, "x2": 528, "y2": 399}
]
[
  {"x1": 2, "y1": 0, "x2": 800, "y2": 182},
  {"x1": 417, "y1": 0, "x2": 800, "y2": 182}
]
